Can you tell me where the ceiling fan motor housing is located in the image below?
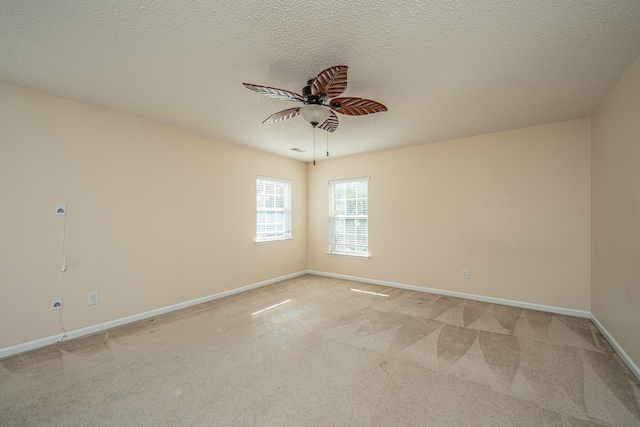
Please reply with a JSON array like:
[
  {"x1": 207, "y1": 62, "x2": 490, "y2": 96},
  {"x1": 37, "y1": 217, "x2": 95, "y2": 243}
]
[{"x1": 302, "y1": 83, "x2": 329, "y2": 105}]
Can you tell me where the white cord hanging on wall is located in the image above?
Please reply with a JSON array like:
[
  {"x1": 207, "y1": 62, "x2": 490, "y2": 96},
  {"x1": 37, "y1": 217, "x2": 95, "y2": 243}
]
[
  {"x1": 56, "y1": 308, "x2": 67, "y2": 342},
  {"x1": 56, "y1": 204, "x2": 67, "y2": 272}
]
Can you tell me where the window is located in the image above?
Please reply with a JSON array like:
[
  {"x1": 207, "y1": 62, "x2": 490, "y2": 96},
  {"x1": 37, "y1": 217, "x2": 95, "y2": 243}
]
[
  {"x1": 256, "y1": 176, "x2": 291, "y2": 242},
  {"x1": 329, "y1": 177, "x2": 369, "y2": 256}
]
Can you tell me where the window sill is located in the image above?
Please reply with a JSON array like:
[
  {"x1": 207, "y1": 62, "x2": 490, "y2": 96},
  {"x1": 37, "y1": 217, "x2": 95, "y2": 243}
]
[
  {"x1": 255, "y1": 238, "x2": 293, "y2": 245},
  {"x1": 326, "y1": 251, "x2": 370, "y2": 259}
]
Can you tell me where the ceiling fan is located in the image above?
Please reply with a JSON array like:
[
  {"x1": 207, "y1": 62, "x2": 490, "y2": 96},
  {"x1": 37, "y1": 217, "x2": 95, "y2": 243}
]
[{"x1": 243, "y1": 65, "x2": 387, "y2": 132}]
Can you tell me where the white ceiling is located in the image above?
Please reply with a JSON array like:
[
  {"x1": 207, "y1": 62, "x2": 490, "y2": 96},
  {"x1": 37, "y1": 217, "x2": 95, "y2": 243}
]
[{"x1": 2, "y1": 1, "x2": 640, "y2": 163}]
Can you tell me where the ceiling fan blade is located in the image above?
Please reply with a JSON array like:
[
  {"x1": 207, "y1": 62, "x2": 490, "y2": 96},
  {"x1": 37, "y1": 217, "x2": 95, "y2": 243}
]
[
  {"x1": 243, "y1": 83, "x2": 303, "y2": 102},
  {"x1": 311, "y1": 66, "x2": 348, "y2": 98},
  {"x1": 263, "y1": 108, "x2": 300, "y2": 123},
  {"x1": 317, "y1": 110, "x2": 339, "y2": 133},
  {"x1": 330, "y1": 97, "x2": 387, "y2": 116}
]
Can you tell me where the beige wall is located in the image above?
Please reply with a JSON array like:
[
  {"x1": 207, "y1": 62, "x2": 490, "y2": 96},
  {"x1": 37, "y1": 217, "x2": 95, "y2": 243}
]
[
  {"x1": 0, "y1": 82, "x2": 307, "y2": 349},
  {"x1": 591, "y1": 54, "x2": 640, "y2": 366},
  {"x1": 307, "y1": 119, "x2": 591, "y2": 310}
]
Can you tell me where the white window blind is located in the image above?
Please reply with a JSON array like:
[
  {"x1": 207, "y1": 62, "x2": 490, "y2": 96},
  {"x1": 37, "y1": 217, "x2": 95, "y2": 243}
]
[
  {"x1": 256, "y1": 176, "x2": 291, "y2": 242},
  {"x1": 329, "y1": 177, "x2": 369, "y2": 255}
]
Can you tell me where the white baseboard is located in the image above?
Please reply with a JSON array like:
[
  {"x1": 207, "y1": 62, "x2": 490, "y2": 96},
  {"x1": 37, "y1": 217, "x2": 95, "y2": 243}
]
[
  {"x1": 308, "y1": 270, "x2": 640, "y2": 381},
  {"x1": 0, "y1": 271, "x2": 307, "y2": 360},
  {"x1": 306, "y1": 270, "x2": 591, "y2": 318},
  {"x1": 590, "y1": 314, "x2": 640, "y2": 382}
]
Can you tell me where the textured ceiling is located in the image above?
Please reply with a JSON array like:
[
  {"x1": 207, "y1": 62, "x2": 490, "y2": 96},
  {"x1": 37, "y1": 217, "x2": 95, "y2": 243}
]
[{"x1": 1, "y1": 1, "x2": 640, "y2": 162}]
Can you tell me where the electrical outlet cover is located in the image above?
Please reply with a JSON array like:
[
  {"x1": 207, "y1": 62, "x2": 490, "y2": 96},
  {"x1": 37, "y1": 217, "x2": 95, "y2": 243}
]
[{"x1": 88, "y1": 292, "x2": 99, "y2": 305}]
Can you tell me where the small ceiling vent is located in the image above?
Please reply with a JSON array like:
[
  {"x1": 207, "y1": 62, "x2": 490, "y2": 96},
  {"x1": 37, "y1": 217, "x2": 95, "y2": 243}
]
[{"x1": 291, "y1": 148, "x2": 306, "y2": 152}]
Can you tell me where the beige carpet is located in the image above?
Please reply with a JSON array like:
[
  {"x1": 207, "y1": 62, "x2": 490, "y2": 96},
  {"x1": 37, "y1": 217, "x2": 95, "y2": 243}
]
[{"x1": 1, "y1": 274, "x2": 639, "y2": 426}]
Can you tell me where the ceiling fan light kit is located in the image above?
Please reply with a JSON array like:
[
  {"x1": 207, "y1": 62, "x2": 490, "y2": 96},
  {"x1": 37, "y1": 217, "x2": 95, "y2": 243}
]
[{"x1": 299, "y1": 105, "x2": 331, "y2": 127}]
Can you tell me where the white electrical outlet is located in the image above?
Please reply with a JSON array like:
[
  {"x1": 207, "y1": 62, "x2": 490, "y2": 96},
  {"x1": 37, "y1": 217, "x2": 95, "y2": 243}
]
[
  {"x1": 55, "y1": 204, "x2": 66, "y2": 216},
  {"x1": 298, "y1": 254, "x2": 302, "y2": 262},
  {"x1": 52, "y1": 297, "x2": 63, "y2": 310},
  {"x1": 462, "y1": 269, "x2": 470, "y2": 279},
  {"x1": 88, "y1": 292, "x2": 99, "y2": 305}
]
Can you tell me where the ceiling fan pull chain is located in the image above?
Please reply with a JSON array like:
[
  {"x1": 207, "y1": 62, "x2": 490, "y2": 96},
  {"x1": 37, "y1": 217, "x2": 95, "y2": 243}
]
[
  {"x1": 326, "y1": 130, "x2": 329, "y2": 157},
  {"x1": 313, "y1": 127, "x2": 316, "y2": 166}
]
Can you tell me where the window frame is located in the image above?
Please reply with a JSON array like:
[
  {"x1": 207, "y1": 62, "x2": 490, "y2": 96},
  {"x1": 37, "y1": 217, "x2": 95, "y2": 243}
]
[
  {"x1": 256, "y1": 176, "x2": 292, "y2": 243},
  {"x1": 328, "y1": 176, "x2": 370, "y2": 258}
]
